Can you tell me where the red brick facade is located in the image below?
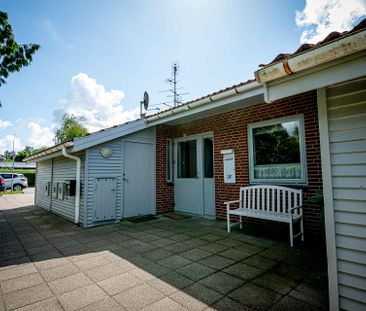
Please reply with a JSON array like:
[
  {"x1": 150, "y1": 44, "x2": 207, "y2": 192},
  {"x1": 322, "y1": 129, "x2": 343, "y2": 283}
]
[{"x1": 156, "y1": 91, "x2": 323, "y2": 237}]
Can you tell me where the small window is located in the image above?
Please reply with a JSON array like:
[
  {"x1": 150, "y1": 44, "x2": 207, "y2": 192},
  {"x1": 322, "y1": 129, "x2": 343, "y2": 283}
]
[
  {"x1": 166, "y1": 139, "x2": 173, "y2": 183},
  {"x1": 248, "y1": 115, "x2": 307, "y2": 184},
  {"x1": 203, "y1": 138, "x2": 214, "y2": 178}
]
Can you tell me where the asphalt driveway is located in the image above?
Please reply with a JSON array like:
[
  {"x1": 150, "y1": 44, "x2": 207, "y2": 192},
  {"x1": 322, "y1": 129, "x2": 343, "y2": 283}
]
[{"x1": 0, "y1": 189, "x2": 328, "y2": 310}]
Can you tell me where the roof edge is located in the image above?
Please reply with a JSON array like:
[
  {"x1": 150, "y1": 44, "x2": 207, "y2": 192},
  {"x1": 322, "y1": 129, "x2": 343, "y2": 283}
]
[{"x1": 24, "y1": 141, "x2": 74, "y2": 162}]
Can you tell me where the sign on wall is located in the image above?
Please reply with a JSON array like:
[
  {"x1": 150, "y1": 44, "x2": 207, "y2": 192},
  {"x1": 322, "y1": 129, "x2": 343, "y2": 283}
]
[{"x1": 221, "y1": 149, "x2": 236, "y2": 184}]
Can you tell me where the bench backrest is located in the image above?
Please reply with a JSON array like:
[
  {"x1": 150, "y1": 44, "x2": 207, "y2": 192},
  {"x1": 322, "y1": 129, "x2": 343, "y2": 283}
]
[{"x1": 239, "y1": 185, "x2": 302, "y2": 216}]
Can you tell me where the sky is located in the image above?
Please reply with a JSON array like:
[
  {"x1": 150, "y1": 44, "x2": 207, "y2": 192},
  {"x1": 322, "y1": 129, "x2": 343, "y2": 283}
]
[{"x1": 1, "y1": 0, "x2": 365, "y2": 153}]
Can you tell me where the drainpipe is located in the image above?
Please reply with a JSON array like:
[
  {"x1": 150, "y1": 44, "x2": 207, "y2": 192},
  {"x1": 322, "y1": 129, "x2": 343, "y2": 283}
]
[{"x1": 62, "y1": 146, "x2": 81, "y2": 225}]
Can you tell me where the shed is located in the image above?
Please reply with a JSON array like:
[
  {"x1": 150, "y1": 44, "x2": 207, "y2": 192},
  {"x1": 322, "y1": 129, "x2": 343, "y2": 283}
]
[{"x1": 27, "y1": 120, "x2": 156, "y2": 228}]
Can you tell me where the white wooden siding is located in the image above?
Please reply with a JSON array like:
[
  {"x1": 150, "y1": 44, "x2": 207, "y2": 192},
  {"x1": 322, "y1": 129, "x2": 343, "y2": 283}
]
[
  {"x1": 84, "y1": 127, "x2": 156, "y2": 227},
  {"x1": 35, "y1": 154, "x2": 85, "y2": 224},
  {"x1": 326, "y1": 77, "x2": 366, "y2": 310},
  {"x1": 35, "y1": 160, "x2": 52, "y2": 211},
  {"x1": 85, "y1": 138, "x2": 123, "y2": 227}
]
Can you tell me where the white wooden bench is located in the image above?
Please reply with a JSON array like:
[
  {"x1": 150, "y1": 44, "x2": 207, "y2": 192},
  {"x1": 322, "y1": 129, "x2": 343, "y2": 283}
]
[{"x1": 225, "y1": 185, "x2": 304, "y2": 247}]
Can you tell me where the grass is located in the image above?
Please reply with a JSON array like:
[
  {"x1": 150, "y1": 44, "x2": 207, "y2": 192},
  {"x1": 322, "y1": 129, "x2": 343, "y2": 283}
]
[{"x1": 0, "y1": 190, "x2": 24, "y2": 195}]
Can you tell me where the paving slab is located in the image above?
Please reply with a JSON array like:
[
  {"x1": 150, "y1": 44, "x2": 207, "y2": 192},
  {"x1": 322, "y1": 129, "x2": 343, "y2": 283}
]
[
  {"x1": 113, "y1": 283, "x2": 165, "y2": 311},
  {"x1": 228, "y1": 283, "x2": 283, "y2": 311},
  {"x1": 3, "y1": 283, "x2": 53, "y2": 310},
  {"x1": 223, "y1": 262, "x2": 264, "y2": 280},
  {"x1": 0, "y1": 272, "x2": 44, "y2": 294},
  {"x1": 97, "y1": 272, "x2": 143, "y2": 296},
  {"x1": 142, "y1": 297, "x2": 188, "y2": 311},
  {"x1": 199, "y1": 255, "x2": 235, "y2": 270},
  {"x1": 199, "y1": 271, "x2": 245, "y2": 295},
  {"x1": 58, "y1": 283, "x2": 107, "y2": 311},
  {"x1": 14, "y1": 297, "x2": 64, "y2": 311},
  {"x1": 176, "y1": 262, "x2": 216, "y2": 281},
  {"x1": 48, "y1": 272, "x2": 93, "y2": 296},
  {"x1": 183, "y1": 283, "x2": 223, "y2": 306}
]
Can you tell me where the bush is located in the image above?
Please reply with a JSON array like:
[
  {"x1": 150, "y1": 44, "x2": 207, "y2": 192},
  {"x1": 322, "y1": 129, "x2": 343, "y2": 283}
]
[{"x1": 1, "y1": 169, "x2": 36, "y2": 187}]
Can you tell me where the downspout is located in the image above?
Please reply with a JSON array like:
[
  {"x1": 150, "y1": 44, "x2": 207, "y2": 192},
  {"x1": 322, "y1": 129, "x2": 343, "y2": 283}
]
[{"x1": 62, "y1": 146, "x2": 81, "y2": 225}]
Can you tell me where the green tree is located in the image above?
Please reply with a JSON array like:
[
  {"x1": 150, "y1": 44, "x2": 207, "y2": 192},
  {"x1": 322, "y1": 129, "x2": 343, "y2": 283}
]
[
  {"x1": 3, "y1": 150, "x2": 15, "y2": 161},
  {"x1": 14, "y1": 146, "x2": 34, "y2": 162},
  {"x1": 54, "y1": 114, "x2": 88, "y2": 144},
  {"x1": 0, "y1": 11, "x2": 40, "y2": 89}
]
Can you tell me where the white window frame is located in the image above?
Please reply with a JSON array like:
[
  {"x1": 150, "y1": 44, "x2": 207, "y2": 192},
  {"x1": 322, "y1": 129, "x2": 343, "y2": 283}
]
[
  {"x1": 248, "y1": 114, "x2": 308, "y2": 185},
  {"x1": 166, "y1": 138, "x2": 173, "y2": 183}
]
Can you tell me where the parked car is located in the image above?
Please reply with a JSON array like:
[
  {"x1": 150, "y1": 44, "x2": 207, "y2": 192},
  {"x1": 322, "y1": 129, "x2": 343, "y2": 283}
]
[
  {"x1": 0, "y1": 176, "x2": 6, "y2": 192},
  {"x1": 0, "y1": 173, "x2": 28, "y2": 191}
]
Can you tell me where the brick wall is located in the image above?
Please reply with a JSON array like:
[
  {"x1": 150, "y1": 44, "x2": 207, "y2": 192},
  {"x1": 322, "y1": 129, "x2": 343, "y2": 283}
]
[{"x1": 156, "y1": 91, "x2": 323, "y2": 237}]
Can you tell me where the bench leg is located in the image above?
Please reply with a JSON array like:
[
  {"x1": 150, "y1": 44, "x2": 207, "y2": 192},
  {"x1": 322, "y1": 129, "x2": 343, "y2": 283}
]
[
  {"x1": 300, "y1": 217, "x2": 304, "y2": 241},
  {"x1": 289, "y1": 220, "x2": 294, "y2": 247},
  {"x1": 240, "y1": 216, "x2": 242, "y2": 229},
  {"x1": 227, "y1": 212, "x2": 231, "y2": 233}
]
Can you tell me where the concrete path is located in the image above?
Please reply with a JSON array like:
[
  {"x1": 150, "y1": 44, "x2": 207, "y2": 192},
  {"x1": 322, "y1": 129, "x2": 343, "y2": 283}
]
[{"x1": 0, "y1": 190, "x2": 329, "y2": 310}]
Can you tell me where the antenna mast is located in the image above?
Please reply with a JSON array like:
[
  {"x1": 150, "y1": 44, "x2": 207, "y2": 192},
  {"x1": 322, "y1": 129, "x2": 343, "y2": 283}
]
[
  {"x1": 172, "y1": 63, "x2": 178, "y2": 107},
  {"x1": 159, "y1": 62, "x2": 189, "y2": 108}
]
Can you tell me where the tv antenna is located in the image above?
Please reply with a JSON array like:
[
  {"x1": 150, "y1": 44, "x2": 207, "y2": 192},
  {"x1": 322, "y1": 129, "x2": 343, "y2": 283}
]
[{"x1": 160, "y1": 62, "x2": 189, "y2": 108}]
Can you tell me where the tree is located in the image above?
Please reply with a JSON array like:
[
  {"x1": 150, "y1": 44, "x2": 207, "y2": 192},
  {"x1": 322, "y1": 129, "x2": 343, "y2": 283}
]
[
  {"x1": 0, "y1": 11, "x2": 40, "y2": 105},
  {"x1": 14, "y1": 146, "x2": 34, "y2": 162},
  {"x1": 3, "y1": 150, "x2": 14, "y2": 161},
  {"x1": 54, "y1": 114, "x2": 88, "y2": 144}
]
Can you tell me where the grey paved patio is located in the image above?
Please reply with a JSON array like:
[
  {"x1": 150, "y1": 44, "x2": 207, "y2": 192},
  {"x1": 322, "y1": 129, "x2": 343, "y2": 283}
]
[{"x1": 0, "y1": 190, "x2": 329, "y2": 310}]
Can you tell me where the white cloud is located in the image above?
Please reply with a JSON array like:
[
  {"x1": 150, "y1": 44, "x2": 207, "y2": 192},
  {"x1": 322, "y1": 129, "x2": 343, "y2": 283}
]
[
  {"x1": 56, "y1": 73, "x2": 139, "y2": 133},
  {"x1": 0, "y1": 135, "x2": 23, "y2": 153},
  {"x1": 26, "y1": 122, "x2": 54, "y2": 148},
  {"x1": 0, "y1": 120, "x2": 13, "y2": 130},
  {"x1": 295, "y1": 0, "x2": 366, "y2": 43},
  {"x1": 0, "y1": 122, "x2": 54, "y2": 154}
]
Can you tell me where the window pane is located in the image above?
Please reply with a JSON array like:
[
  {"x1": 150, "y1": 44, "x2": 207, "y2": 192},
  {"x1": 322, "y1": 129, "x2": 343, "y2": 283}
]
[
  {"x1": 253, "y1": 120, "x2": 301, "y2": 180},
  {"x1": 177, "y1": 140, "x2": 197, "y2": 178},
  {"x1": 204, "y1": 138, "x2": 214, "y2": 178}
]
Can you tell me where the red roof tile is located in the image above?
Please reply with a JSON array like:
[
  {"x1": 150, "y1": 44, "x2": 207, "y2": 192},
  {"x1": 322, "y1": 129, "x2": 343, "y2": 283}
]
[{"x1": 259, "y1": 18, "x2": 366, "y2": 68}]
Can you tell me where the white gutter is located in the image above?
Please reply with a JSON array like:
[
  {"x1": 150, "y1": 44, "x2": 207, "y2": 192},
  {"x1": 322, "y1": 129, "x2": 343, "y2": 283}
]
[
  {"x1": 255, "y1": 29, "x2": 366, "y2": 84},
  {"x1": 61, "y1": 146, "x2": 81, "y2": 225},
  {"x1": 145, "y1": 81, "x2": 260, "y2": 122},
  {"x1": 25, "y1": 141, "x2": 73, "y2": 162}
]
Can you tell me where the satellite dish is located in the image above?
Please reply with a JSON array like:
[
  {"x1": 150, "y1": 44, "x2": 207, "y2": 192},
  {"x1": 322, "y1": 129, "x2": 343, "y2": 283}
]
[{"x1": 143, "y1": 91, "x2": 149, "y2": 110}]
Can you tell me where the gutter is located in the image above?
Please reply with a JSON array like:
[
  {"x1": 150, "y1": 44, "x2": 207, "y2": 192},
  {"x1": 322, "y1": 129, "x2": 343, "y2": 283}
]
[
  {"x1": 145, "y1": 81, "x2": 260, "y2": 122},
  {"x1": 25, "y1": 141, "x2": 74, "y2": 162},
  {"x1": 255, "y1": 29, "x2": 366, "y2": 85},
  {"x1": 61, "y1": 146, "x2": 81, "y2": 225}
]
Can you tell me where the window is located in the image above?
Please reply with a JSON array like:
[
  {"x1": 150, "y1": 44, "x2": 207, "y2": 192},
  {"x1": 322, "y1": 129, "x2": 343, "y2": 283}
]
[
  {"x1": 203, "y1": 138, "x2": 214, "y2": 178},
  {"x1": 177, "y1": 140, "x2": 197, "y2": 178},
  {"x1": 166, "y1": 139, "x2": 173, "y2": 182},
  {"x1": 248, "y1": 115, "x2": 307, "y2": 184}
]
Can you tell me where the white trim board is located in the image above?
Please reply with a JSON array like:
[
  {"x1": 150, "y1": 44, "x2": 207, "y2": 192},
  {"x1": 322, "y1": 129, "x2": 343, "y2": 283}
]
[
  {"x1": 317, "y1": 88, "x2": 339, "y2": 311},
  {"x1": 264, "y1": 51, "x2": 366, "y2": 102}
]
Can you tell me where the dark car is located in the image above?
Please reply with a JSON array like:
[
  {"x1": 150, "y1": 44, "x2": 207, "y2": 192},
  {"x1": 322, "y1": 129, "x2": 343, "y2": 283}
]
[{"x1": 0, "y1": 176, "x2": 6, "y2": 192}]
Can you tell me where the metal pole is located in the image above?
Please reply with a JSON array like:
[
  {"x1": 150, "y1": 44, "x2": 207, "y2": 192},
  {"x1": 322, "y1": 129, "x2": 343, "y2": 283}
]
[
  {"x1": 11, "y1": 133, "x2": 15, "y2": 192},
  {"x1": 173, "y1": 64, "x2": 177, "y2": 107}
]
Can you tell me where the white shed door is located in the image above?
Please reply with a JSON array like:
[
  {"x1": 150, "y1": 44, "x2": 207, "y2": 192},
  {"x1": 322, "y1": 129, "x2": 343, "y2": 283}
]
[
  {"x1": 93, "y1": 178, "x2": 116, "y2": 221},
  {"x1": 326, "y1": 78, "x2": 366, "y2": 310},
  {"x1": 123, "y1": 142, "x2": 153, "y2": 218}
]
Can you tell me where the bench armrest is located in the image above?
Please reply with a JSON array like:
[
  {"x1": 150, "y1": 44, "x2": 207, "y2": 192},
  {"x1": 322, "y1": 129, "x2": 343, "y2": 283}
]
[
  {"x1": 289, "y1": 205, "x2": 302, "y2": 211},
  {"x1": 224, "y1": 200, "x2": 241, "y2": 211}
]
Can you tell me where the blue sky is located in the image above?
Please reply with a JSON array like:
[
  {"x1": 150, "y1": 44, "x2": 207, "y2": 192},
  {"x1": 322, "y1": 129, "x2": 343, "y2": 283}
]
[{"x1": 1, "y1": 0, "x2": 365, "y2": 152}]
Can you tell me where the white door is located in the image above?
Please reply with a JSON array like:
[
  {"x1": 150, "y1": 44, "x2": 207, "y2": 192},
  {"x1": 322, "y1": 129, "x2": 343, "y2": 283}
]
[
  {"x1": 123, "y1": 142, "x2": 154, "y2": 218},
  {"x1": 175, "y1": 134, "x2": 215, "y2": 216},
  {"x1": 93, "y1": 178, "x2": 116, "y2": 221}
]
